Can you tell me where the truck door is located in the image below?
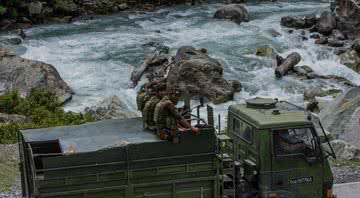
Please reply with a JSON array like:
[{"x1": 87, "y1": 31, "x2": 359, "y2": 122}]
[{"x1": 271, "y1": 127, "x2": 323, "y2": 198}]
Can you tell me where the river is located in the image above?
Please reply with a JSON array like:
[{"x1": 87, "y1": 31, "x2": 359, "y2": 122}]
[{"x1": 6, "y1": 1, "x2": 360, "y2": 118}]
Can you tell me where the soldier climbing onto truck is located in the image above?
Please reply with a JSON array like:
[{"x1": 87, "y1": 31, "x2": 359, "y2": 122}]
[
  {"x1": 154, "y1": 86, "x2": 200, "y2": 143},
  {"x1": 143, "y1": 82, "x2": 167, "y2": 131}
]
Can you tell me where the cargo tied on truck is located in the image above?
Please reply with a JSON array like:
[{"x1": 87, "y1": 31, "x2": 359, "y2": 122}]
[{"x1": 18, "y1": 98, "x2": 336, "y2": 198}]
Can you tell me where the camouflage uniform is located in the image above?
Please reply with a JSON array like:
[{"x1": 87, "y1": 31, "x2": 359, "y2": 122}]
[
  {"x1": 154, "y1": 96, "x2": 181, "y2": 141},
  {"x1": 143, "y1": 96, "x2": 161, "y2": 131},
  {"x1": 136, "y1": 91, "x2": 151, "y2": 129}
]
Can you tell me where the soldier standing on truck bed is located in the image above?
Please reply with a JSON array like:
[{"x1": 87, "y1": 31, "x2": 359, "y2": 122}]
[{"x1": 154, "y1": 87, "x2": 200, "y2": 143}]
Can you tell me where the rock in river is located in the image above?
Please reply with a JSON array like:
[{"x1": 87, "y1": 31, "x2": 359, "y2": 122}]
[
  {"x1": 0, "y1": 48, "x2": 74, "y2": 103},
  {"x1": 167, "y1": 46, "x2": 241, "y2": 104},
  {"x1": 84, "y1": 96, "x2": 138, "y2": 120},
  {"x1": 318, "y1": 11, "x2": 337, "y2": 35},
  {"x1": 320, "y1": 87, "x2": 360, "y2": 148},
  {"x1": 339, "y1": 50, "x2": 360, "y2": 73},
  {"x1": 214, "y1": 4, "x2": 249, "y2": 24}
]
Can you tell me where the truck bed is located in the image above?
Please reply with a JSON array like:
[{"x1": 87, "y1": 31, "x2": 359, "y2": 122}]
[{"x1": 18, "y1": 118, "x2": 218, "y2": 198}]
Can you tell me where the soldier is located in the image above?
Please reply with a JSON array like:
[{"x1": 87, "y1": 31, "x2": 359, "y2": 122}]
[
  {"x1": 154, "y1": 87, "x2": 200, "y2": 143},
  {"x1": 136, "y1": 81, "x2": 158, "y2": 129},
  {"x1": 142, "y1": 83, "x2": 167, "y2": 131}
]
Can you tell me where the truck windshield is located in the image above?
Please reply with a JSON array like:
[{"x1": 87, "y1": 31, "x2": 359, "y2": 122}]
[{"x1": 274, "y1": 128, "x2": 317, "y2": 157}]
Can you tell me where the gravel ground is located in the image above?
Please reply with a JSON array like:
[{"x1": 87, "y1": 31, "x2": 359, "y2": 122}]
[
  {"x1": 0, "y1": 144, "x2": 21, "y2": 198},
  {"x1": 0, "y1": 144, "x2": 359, "y2": 198}
]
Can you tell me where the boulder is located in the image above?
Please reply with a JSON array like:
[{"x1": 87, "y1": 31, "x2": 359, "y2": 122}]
[
  {"x1": 335, "y1": 0, "x2": 360, "y2": 36},
  {"x1": 28, "y1": 1, "x2": 43, "y2": 15},
  {"x1": 84, "y1": 96, "x2": 138, "y2": 120},
  {"x1": 304, "y1": 88, "x2": 342, "y2": 101},
  {"x1": 0, "y1": 48, "x2": 73, "y2": 103},
  {"x1": 320, "y1": 87, "x2": 360, "y2": 147},
  {"x1": 339, "y1": 50, "x2": 360, "y2": 73},
  {"x1": 255, "y1": 47, "x2": 274, "y2": 57},
  {"x1": 310, "y1": 33, "x2": 320, "y2": 39},
  {"x1": 167, "y1": 46, "x2": 241, "y2": 104},
  {"x1": 0, "y1": 113, "x2": 30, "y2": 123},
  {"x1": 330, "y1": 139, "x2": 360, "y2": 160},
  {"x1": 214, "y1": 4, "x2": 249, "y2": 24},
  {"x1": 280, "y1": 16, "x2": 306, "y2": 29},
  {"x1": 304, "y1": 14, "x2": 317, "y2": 28},
  {"x1": 332, "y1": 29, "x2": 347, "y2": 40},
  {"x1": 352, "y1": 39, "x2": 360, "y2": 53},
  {"x1": 328, "y1": 39, "x2": 345, "y2": 47},
  {"x1": 318, "y1": 11, "x2": 337, "y2": 35},
  {"x1": 53, "y1": 0, "x2": 78, "y2": 15},
  {"x1": 118, "y1": 3, "x2": 128, "y2": 11},
  {"x1": 315, "y1": 37, "x2": 328, "y2": 45},
  {"x1": 0, "y1": 36, "x2": 22, "y2": 46}
]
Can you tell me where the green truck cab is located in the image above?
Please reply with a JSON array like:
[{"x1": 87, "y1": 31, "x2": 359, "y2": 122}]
[
  {"x1": 18, "y1": 98, "x2": 335, "y2": 198},
  {"x1": 226, "y1": 98, "x2": 334, "y2": 198}
]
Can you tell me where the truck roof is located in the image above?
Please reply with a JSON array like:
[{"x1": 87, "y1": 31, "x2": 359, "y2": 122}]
[
  {"x1": 20, "y1": 118, "x2": 162, "y2": 154},
  {"x1": 228, "y1": 98, "x2": 312, "y2": 129}
]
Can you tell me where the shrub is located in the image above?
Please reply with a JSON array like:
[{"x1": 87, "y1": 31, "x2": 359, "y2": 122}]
[
  {"x1": 0, "y1": 88, "x2": 95, "y2": 144},
  {"x1": 0, "y1": 6, "x2": 6, "y2": 15}
]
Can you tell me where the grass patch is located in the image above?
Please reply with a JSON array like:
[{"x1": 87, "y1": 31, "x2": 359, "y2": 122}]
[{"x1": 0, "y1": 88, "x2": 95, "y2": 144}]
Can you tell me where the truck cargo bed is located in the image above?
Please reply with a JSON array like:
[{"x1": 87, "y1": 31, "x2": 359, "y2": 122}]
[{"x1": 18, "y1": 118, "x2": 218, "y2": 198}]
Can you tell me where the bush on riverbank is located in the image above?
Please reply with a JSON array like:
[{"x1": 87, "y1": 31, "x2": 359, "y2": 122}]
[{"x1": 0, "y1": 88, "x2": 95, "y2": 144}]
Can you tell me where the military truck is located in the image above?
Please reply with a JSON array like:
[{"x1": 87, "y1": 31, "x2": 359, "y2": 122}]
[{"x1": 18, "y1": 98, "x2": 335, "y2": 198}]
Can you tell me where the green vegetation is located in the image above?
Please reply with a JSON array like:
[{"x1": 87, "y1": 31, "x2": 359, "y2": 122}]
[
  {"x1": 0, "y1": 6, "x2": 6, "y2": 15},
  {"x1": 0, "y1": 145, "x2": 18, "y2": 192},
  {"x1": 332, "y1": 159, "x2": 360, "y2": 167},
  {"x1": 0, "y1": 88, "x2": 95, "y2": 144}
]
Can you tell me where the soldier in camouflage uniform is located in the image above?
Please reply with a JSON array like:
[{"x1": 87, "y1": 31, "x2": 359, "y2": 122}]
[
  {"x1": 154, "y1": 87, "x2": 199, "y2": 143},
  {"x1": 142, "y1": 83, "x2": 167, "y2": 131}
]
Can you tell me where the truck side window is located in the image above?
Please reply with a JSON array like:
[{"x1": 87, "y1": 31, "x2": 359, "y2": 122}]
[
  {"x1": 273, "y1": 128, "x2": 317, "y2": 157},
  {"x1": 233, "y1": 118, "x2": 253, "y2": 143}
]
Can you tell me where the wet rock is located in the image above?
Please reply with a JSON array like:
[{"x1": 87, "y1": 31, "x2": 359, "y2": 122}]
[
  {"x1": 339, "y1": 50, "x2": 360, "y2": 73},
  {"x1": 352, "y1": 39, "x2": 360, "y2": 54},
  {"x1": 0, "y1": 113, "x2": 30, "y2": 123},
  {"x1": 288, "y1": 29, "x2": 294, "y2": 34},
  {"x1": 267, "y1": 28, "x2": 281, "y2": 37},
  {"x1": 118, "y1": 3, "x2": 128, "y2": 11},
  {"x1": 315, "y1": 37, "x2": 328, "y2": 45},
  {"x1": 28, "y1": 1, "x2": 43, "y2": 15},
  {"x1": 310, "y1": 33, "x2": 320, "y2": 39},
  {"x1": 280, "y1": 16, "x2": 306, "y2": 29},
  {"x1": 214, "y1": 4, "x2": 249, "y2": 24},
  {"x1": 308, "y1": 25, "x2": 318, "y2": 33},
  {"x1": 328, "y1": 39, "x2": 345, "y2": 47},
  {"x1": 335, "y1": 48, "x2": 349, "y2": 56},
  {"x1": 331, "y1": 139, "x2": 360, "y2": 160},
  {"x1": 274, "y1": 52, "x2": 301, "y2": 78},
  {"x1": 255, "y1": 47, "x2": 274, "y2": 57},
  {"x1": 302, "y1": 36, "x2": 308, "y2": 41},
  {"x1": 318, "y1": 11, "x2": 337, "y2": 35},
  {"x1": 304, "y1": 14, "x2": 317, "y2": 28},
  {"x1": 167, "y1": 46, "x2": 241, "y2": 104},
  {"x1": 320, "y1": 87, "x2": 360, "y2": 147},
  {"x1": 294, "y1": 65, "x2": 313, "y2": 76},
  {"x1": 0, "y1": 48, "x2": 74, "y2": 103},
  {"x1": 304, "y1": 88, "x2": 342, "y2": 101},
  {"x1": 53, "y1": 0, "x2": 78, "y2": 15},
  {"x1": 45, "y1": 16, "x2": 72, "y2": 24},
  {"x1": 84, "y1": 96, "x2": 138, "y2": 120},
  {"x1": 321, "y1": 75, "x2": 357, "y2": 87},
  {"x1": 332, "y1": 29, "x2": 347, "y2": 40},
  {"x1": 306, "y1": 98, "x2": 320, "y2": 113},
  {"x1": 0, "y1": 36, "x2": 22, "y2": 46},
  {"x1": 335, "y1": 0, "x2": 360, "y2": 37}
]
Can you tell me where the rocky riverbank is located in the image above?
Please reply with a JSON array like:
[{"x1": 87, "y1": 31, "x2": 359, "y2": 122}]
[{"x1": 0, "y1": 0, "x2": 199, "y2": 32}]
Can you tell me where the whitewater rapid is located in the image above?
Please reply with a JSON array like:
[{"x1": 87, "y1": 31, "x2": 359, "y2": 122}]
[{"x1": 12, "y1": 1, "x2": 360, "y2": 118}]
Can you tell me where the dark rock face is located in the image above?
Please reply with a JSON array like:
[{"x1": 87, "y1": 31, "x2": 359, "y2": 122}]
[
  {"x1": 167, "y1": 46, "x2": 241, "y2": 104},
  {"x1": 335, "y1": 0, "x2": 360, "y2": 37},
  {"x1": 280, "y1": 16, "x2": 306, "y2": 29},
  {"x1": 318, "y1": 11, "x2": 337, "y2": 35},
  {"x1": 0, "y1": 48, "x2": 73, "y2": 103},
  {"x1": 214, "y1": 4, "x2": 249, "y2": 24},
  {"x1": 320, "y1": 87, "x2": 360, "y2": 147}
]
